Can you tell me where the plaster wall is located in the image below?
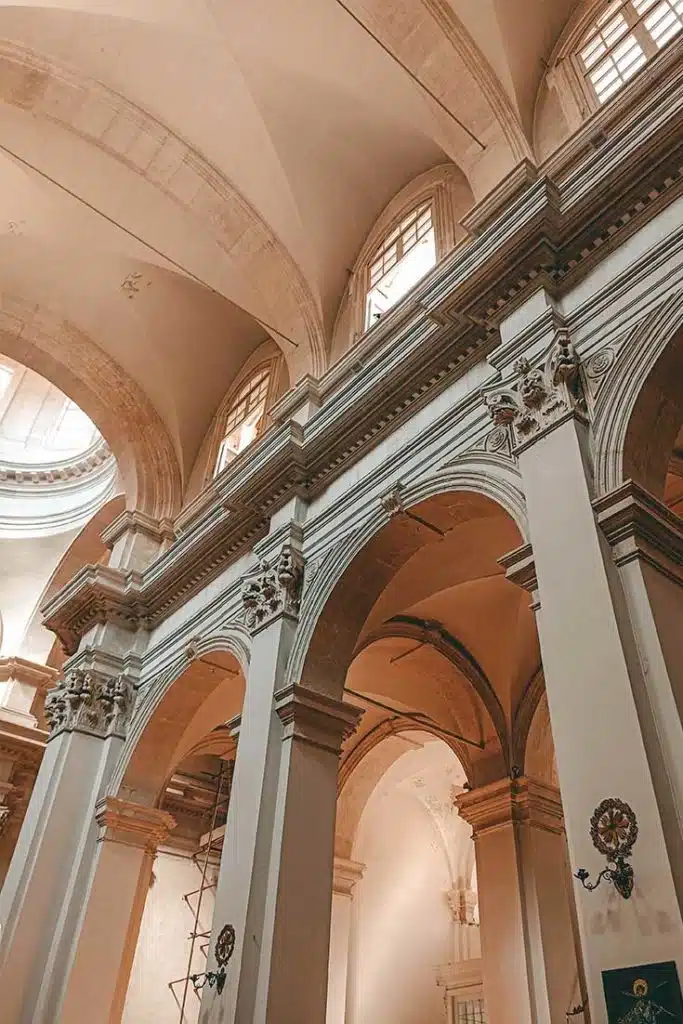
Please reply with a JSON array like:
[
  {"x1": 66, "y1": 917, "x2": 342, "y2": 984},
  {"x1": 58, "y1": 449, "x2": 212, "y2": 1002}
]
[
  {"x1": 123, "y1": 850, "x2": 218, "y2": 1024},
  {"x1": 348, "y1": 741, "x2": 471, "y2": 1024},
  {"x1": 0, "y1": 530, "x2": 77, "y2": 659}
]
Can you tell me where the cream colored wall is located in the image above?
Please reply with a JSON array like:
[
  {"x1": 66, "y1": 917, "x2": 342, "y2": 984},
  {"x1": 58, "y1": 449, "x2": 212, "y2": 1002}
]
[
  {"x1": 0, "y1": 531, "x2": 77, "y2": 659},
  {"x1": 123, "y1": 850, "x2": 218, "y2": 1024},
  {"x1": 347, "y1": 740, "x2": 473, "y2": 1024}
]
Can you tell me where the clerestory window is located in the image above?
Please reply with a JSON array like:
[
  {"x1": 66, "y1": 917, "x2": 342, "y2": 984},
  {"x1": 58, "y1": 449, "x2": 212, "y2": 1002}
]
[
  {"x1": 365, "y1": 202, "x2": 436, "y2": 328},
  {"x1": 578, "y1": 0, "x2": 683, "y2": 105},
  {"x1": 214, "y1": 365, "x2": 272, "y2": 476}
]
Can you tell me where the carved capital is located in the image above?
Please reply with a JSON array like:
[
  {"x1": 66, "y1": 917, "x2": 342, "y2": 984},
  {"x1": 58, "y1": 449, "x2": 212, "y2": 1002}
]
[
  {"x1": 96, "y1": 796, "x2": 176, "y2": 849},
  {"x1": 274, "y1": 683, "x2": 363, "y2": 754},
  {"x1": 44, "y1": 669, "x2": 136, "y2": 740},
  {"x1": 0, "y1": 803, "x2": 11, "y2": 837},
  {"x1": 485, "y1": 331, "x2": 586, "y2": 449},
  {"x1": 241, "y1": 544, "x2": 304, "y2": 634},
  {"x1": 446, "y1": 886, "x2": 478, "y2": 925},
  {"x1": 456, "y1": 777, "x2": 564, "y2": 837}
]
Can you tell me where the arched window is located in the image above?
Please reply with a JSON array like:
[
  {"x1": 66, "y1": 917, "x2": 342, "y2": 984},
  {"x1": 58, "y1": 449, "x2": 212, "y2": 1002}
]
[
  {"x1": 214, "y1": 364, "x2": 272, "y2": 476},
  {"x1": 365, "y1": 202, "x2": 436, "y2": 328},
  {"x1": 577, "y1": 0, "x2": 683, "y2": 105}
]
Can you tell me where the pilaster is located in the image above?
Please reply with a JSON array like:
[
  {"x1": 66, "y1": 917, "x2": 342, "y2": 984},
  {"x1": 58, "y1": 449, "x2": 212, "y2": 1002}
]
[{"x1": 490, "y1": 319, "x2": 683, "y2": 1023}]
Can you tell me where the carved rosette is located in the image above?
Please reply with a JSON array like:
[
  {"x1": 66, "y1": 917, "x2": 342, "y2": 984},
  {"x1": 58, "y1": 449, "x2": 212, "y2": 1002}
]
[
  {"x1": 44, "y1": 669, "x2": 136, "y2": 740},
  {"x1": 241, "y1": 544, "x2": 305, "y2": 634},
  {"x1": 485, "y1": 331, "x2": 587, "y2": 447}
]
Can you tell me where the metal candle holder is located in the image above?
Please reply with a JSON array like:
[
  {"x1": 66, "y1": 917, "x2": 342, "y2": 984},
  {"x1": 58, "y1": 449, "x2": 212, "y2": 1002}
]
[
  {"x1": 190, "y1": 924, "x2": 236, "y2": 996},
  {"x1": 574, "y1": 797, "x2": 638, "y2": 900}
]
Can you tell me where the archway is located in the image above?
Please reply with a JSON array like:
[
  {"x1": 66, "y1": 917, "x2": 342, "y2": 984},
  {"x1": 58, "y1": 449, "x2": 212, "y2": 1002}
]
[
  {"x1": 57, "y1": 641, "x2": 248, "y2": 1024},
  {"x1": 284, "y1": 480, "x2": 579, "y2": 1022},
  {"x1": 334, "y1": 728, "x2": 481, "y2": 1024}
]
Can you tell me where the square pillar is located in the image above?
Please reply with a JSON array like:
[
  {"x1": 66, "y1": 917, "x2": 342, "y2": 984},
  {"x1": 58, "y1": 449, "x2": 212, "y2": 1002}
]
[
  {"x1": 457, "y1": 777, "x2": 580, "y2": 1024},
  {"x1": 490, "y1": 328, "x2": 683, "y2": 1022}
]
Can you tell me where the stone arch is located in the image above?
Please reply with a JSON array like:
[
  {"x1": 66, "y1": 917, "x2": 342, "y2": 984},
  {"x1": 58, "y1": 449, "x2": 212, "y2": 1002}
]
[
  {"x1": 110, "y1": 627, "x2": 250, "y2": 805},
  {"x1": 0, "y1": 295, "x2": 183, "y2": 518},
  {"x1": 593, "y1": 291, "x2": 683, "y2": 498},
  {"x1": 289, "y1": 457, "x2": 527, "y2": 704},
  {"x1": 510, "y1": 666, "x2": 545, "y2": 774},
  {"x1": 0, "y1": 39, "x2": 326, "y2": 378},
  {"x1": 354, "y1": 618, "x2": 508, "y2": 772}
]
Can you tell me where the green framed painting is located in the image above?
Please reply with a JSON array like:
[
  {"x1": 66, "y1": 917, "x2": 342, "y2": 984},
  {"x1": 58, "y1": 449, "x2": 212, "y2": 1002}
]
[{"x1": 602, "y1": 960, "x2": 683, "y2": 1022}]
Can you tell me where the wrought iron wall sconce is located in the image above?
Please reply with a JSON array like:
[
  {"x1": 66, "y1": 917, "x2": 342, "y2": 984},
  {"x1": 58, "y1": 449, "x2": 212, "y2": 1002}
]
[
  {"x1": 190, "y1": 924, "x2": 236, "y2": 996},
  {"x1": 574, "y1": 797, "x2": 638, "y2": 900}
]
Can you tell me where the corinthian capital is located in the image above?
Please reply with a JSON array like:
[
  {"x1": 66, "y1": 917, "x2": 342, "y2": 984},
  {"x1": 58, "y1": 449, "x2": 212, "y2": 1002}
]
[
  {"x1": 485, "y1": 330, "x2": 586, "y2": 448},
  {"x1": 241, "y1": 543, "x2": 305, "y2": 634},
  {"x1": 44, "y1": 669, "x2": 136, "y2": 740}
]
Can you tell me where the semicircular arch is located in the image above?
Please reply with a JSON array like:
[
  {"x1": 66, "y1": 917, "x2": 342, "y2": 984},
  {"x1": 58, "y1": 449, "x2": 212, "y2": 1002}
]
[{"x1": 0, "y1": 296, "x2": 183, "y2": 518}]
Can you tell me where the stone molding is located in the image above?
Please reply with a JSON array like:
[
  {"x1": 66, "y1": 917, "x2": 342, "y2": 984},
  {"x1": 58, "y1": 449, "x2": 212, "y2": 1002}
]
[
  {"x1": 44, "y1": 669, "x2": 136, "y2": 740},
  {"x1": 0, "y1": 657, "x2": 60, "y2": 693},
  {"x1": 101, "y1": 509, "x2": 176, "y2": 553},
  {"x1": 274, "y1": 684, "x2": 363, "y2": 755},
  {"x1": 485, "y1": 330, "x2": 587, "y2": 450},
  {"x1": 96, "y1": 796, "x2": 176, "y2": 850},
  {"x1": 241, "y1": 543, "x2": 305, "y2": 634},
  {"x1": 499, "y1": 542, "x2": 538, "y2": 601},
  {"x1": 0, "y1": 439, "x2": 111, "y2": 485},
  {"x1": 39, "y1": 70, "x2": 683, "y2": 652},
  {"x1": 333, "y1": 856, "x2": 365, "y2": 897},
  {"x1": 456, "y1": 777, "x2": 564, "y2": 837},
  {"x1": 594, "y1": 480, "x2": 683, "y2": 583}
]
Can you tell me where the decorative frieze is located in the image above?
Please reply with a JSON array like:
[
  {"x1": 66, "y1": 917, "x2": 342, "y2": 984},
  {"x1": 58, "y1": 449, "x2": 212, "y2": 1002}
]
[
  {"x1": 241, "y1": 544, "x2": 304, "y2": 634},
  {"x1": 486, "y1": 331, "x2": 586, "y2": 448},
  {"x1": 44, "y1": 669, "x2": 136, "y2": 740}
]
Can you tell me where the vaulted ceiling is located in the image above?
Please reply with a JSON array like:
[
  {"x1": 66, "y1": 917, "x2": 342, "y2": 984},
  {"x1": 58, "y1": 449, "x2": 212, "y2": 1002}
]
[{"x1": 0, "y1": 0, "x2": 586, "y2": 486}]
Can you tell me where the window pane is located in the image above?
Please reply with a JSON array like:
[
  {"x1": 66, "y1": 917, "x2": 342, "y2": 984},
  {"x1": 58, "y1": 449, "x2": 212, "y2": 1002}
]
[
  {"x1": 366, "y1": 205, "x2": 435, "y2": 328},
  {"x1": 214, "y1": 367, "x2": 272, "y2": 474}
]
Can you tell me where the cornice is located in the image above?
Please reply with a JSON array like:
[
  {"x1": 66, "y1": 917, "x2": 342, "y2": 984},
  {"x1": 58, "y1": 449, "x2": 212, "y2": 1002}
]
[
  {"x1": 456, "y1": 777, "x2": 564, "y2": 836},
  {"x1": 0, "y1": 657, "x2": 59, "y2": 692},
  {"x1": 594, "y1": 480, "x2": 683, "y2": 582},
  {"x1": 0, "y1": 439, "x2": 112, "y2": 485},
  {"x1": 41, "y1": 70, "x2": 683, "y2": 652}
]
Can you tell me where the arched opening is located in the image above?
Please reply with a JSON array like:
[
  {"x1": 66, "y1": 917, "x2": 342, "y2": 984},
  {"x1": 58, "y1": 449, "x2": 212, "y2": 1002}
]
[
  {"x1": 290, "y1": 482, "x2": 578, "y2": 1021},
  {"x1": 106, "y1": 646, "x2": 247, "y2": 1024},
  {"x1": 333, "y1": 730, "x2": 481, "y2": 1024},
  {"x1": 622, "y1": 325, "x2": 683, "y2": 510}
]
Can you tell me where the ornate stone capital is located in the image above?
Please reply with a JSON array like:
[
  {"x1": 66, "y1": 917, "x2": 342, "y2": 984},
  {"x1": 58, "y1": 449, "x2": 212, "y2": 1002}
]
[
  {"x1": 0, "y1": 803, "x2": 11, "y2": 836},
  {"x1": 241, "y1": 543, "x2": 304, "y2": 634},
  {"x1": 44, "y1": 669, "x2": 136, "y2": 740},
  {"x1": 274, "y1": 684, "x2": 363, "y2": 755},
  {"x1": 446, "y1": 886, "x2": 478, "y2": 925},
  {"x1": 456, "y1": 777, "x2": 564, "y2": 837},
  {"x1": 485, "y1": 331, "x2": 587, "y2": 449},
  {"x1": 96, "y1": 796, "x2": 176, "y2": 850}
]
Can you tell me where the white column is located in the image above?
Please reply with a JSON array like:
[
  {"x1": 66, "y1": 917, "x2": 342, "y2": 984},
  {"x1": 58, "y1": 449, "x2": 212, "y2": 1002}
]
[
  {"x1": 201, "y1": 537, "x2": 307, "y2": 1024},
  {"x1": 491, "y1": 328, "x2": 683, "y2": 1023},
  {"x1": 0, "y1": 661, "x2": 137, "y2": 1023},
  {"x1": 326, "y1": 857, "x2": 364, "y2": 1024},
  {"x1": 57, "y1": 798, "x2": 176, "y2": 1023}
]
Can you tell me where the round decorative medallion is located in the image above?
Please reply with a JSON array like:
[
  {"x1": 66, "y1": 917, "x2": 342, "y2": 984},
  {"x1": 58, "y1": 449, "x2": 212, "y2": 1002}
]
[
  {"x1": 586, "y1": 347, "x2": 615, "y2": 380},
  {"x1": 215, "y1": 924, "x2": 236, "y2": 967},
  {"x1": 589, "y1": 797, "x2": 638, "y2": 860},
  {"x1": 485, "y1": 425, "x2": 509, "y2": 453}
]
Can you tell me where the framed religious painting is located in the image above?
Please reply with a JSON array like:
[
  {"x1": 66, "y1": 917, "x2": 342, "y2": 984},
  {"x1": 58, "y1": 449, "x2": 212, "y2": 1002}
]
[{"x1": 602, "y1": 960, "x2": 683, "y2": 1022}]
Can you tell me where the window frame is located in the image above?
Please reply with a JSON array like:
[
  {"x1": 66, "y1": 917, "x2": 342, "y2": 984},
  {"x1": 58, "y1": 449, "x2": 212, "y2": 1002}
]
[
  {"x1": 212, "y1": 359, "x2": 279, "y2": 479},
  {"x1": 364, "y1": 201, "x2": 436, "y2": 329},
  {"x1": 568, "y1": 0, "x2": 683, "y2": 109}
]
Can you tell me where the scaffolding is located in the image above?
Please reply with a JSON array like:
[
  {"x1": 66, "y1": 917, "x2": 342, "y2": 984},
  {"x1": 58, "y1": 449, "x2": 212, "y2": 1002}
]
[{"x1": 168, "y1": 762, "x2": 232, "y2": 1023}]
